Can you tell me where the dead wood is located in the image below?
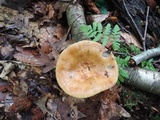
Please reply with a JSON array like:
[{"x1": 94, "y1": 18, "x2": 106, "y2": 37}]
[
  {"x1": 125, "y1": 67, "x2": 160, "y2": 95},
  {"x1": 112, "y1": 0, "x2": 160, "y2": 48},
  {"x1": 66, "y1": 3, "x2": 88, "y2": 41}
]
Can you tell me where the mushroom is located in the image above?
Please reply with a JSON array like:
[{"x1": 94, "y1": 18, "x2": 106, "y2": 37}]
[{"x1": 56, "y1": 40, "x2": 118, "y2": 98}]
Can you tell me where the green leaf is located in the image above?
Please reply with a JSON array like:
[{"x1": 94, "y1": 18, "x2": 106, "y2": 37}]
[
  {"x1": 112, "y1": 41, "x2": 120, "y2": 51},
  {"x1": 80, "y1": 25, "x2": 88, "y2": 33},
  {"x1": 93, "y1": 33, "x2": 102, "y2": 42},
  {"x1": 87, "y1": 29, "x2": 94, "y2": 36},
  {"x1": 116, "y1": 80, "x2": 120, "y2": 85},
  {"x1": 101, "y1": 36, "x2": 108, "y2": 46},
  {"x1": 92, "y1": 22, "x2": 97, "y2": 31},
  {"x1": 112, "y1": 25, "x2": 120, "y2": 35},
  {"x1": 97, "y1": 22, "x2": 102, "y2": 32},
  {"x1": 104, "y1": 23, "x2": 111, "y2": 35},
  {"x1": 102, "y1": 37, "x2": 108, "y2": 46},
  {"x1": 118, "y1": 75, "x2": 125, "y2": 83},
  {"x1": 129, "y1": 45, "x2": 141, "y2": 54},
  {"x1": 141, "y1": 59, "x2": 156, "y2": 71},
  {"x1": 88, "y1": 31, "x2": 97, "y2": 38},
  {"x1": 119, "y1": 68, "x2": 129, "y2": 78}
]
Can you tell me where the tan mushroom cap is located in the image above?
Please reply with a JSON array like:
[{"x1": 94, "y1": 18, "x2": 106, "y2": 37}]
[{"x1": 56, "y1": 40, "x2": 118, "y2": 98}]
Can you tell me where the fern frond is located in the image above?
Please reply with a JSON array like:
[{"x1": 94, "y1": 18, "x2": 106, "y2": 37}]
[
  {"x1": 112, "y1": 25, "x2": 121, "y2": 35},
  {"x1": 101, "y1": 36, "x2": 108, "y2": 46},
  {"x1": 88, "y1": 31, "x2": 97, "y2": 38},
  {"x1": 93, "y1": 33, "x2": 102, "y2": 42},
  {"x1": 97, "y1": 22, "x2": 102, "y2": 32},
  {"x1": 103, "y1": 23, "x2": 111, "y2": 35},
  {"x1": 92, "y1": 22, "x2": 97, "y2": 31},
  {"x1": 80, "y1": 25, "x2": 89, "y2": 33}
]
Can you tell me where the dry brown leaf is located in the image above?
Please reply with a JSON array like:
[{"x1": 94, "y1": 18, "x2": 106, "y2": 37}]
[
  {"x1": 31, "y1": 106, "x2": 44, "y2": 120},
  {"x1": 84, "y1": 0, "x2": 100, "y2": 14},
  {"x1": 39, "y1": 40, "x2": 52, "y2": 54},
  {"x1": 34, "y1": 2, "x2": 47, "y2": 15},
  {"x1": 14, "y1": 53, "x2": 56, "y2": 73},
  {"x1": 34, "y1": 93, "x2": 52, "y2": 115},
  {"x1": 14, "y1": 53, "x2": 46, "y2": 66},
  {"x1": 98, "y1": 98, "x2": 131, "y2": 120},
  {"x1": 16, "y1": 46, "x2": 39, "y2": 55},
  {"x1": 0, "y1": 81, "x2": 12, "y2": 92},
  {"x1": 86, "y1": 14, "x2": 109, "y2": 24},
  {"x1": 54, "y1": 24, "x2": 67, "y2": 40},
  {"x1": 8, "y1": 94, "x2": 32, "y2": 113},
  {"x1": 121, "y1": 32, "x2": 142, "y2": 48},
  {"x1": 54, "y1": 1, "x2": 70, "y2": 19},
  {"x1": 98, "y1": 87, "x2": 130, "y2": 120},
  {"x1": 1, "y1": 44, "x2": 14, "y2": 59},
  {"x1": 46, "y1": 4, "x2": 55, "y2": 19}
]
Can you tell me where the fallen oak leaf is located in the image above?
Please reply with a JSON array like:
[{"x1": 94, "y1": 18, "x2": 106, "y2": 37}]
[
  {"x1": 14, "y1": 53, "x2": 47, "y2": 66},
  {"x1": 14, "y1": 53, "x2": 57, "y2": 73}
]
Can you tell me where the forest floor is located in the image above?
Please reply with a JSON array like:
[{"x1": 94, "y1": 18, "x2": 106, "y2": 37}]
[{"x1": 0, "y1": 0, "x2": 160, "y2": 120}]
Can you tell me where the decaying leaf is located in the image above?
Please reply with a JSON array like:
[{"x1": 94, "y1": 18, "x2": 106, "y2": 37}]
[
  {"x1": 98, "y1": 87, "x2": 131, "y2": 119},
  {"x1": 34, "y1": 2, "x2": 47, "y2": 15},
  {"x1": 84, "y1": 0, "x2": 101, "y2": 14},
  {"x1": 54, "y1": 24, "x2": 67, "y2": 40},
  {"x1": 54, "y1": 1, "x2": 70, "y2": 19},
  {"x1": 31, "y1": 106, "x2": 44, "y2": 120},
  {"x1": 39, "y1": 40, "x2": 52, "y2": 54},
  {"x1": 86, "y1": 14, "x2": 109, "y2": 24},
  {"x1": 8, "y1": 94, "x2": 32, "y2": 113},
  {"x1": 14, "y1": 53, "x2": 46, "y2": 66},
  {"x1": 46, "y1": 4, "x2": 55, "y2": 19},
  {"x1": 0, "y1": 44, "x2": 14, "y2": 59},
  {"x1": 0, "y1": 61, "x2": 15, "y2": 80},
  {"x1": 0, "y1": 81, "x2": 12, "y2": 92},
  {"x1": 121, "y1": 32, "x2": 142, "y2": 48},
  {"x1": 14, "y1": 52, "x2": 56, "y2": 73},
  {"x1": 98, "y1": 98, "x2": 131, "y2": 120},
  {"x1": 34, "y1": 93, "x2": 52, "y2": 115}
]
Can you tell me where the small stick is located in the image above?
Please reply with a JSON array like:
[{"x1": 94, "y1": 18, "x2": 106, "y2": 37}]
[
  {"x1": 122, "y1": 0, "x2": 150, "y2": 51},
  {"x1": 129, "y1": 46, "x2": 160, "y2": 66},
  {"x1": 122, "y1": 0, "x2": 143, "y2": 40},
  {"x1": 142, "y1": 6, "x2": 150, "y2": 51}
]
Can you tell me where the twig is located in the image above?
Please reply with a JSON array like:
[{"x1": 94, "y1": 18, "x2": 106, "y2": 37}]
[
  {"x1": 142, "y1": 6, "x2": 150, "y2": 51},
  {"x1": 122, "y1": 0, "x2": 150, "y2": 51},
  {"x1": 129, "y1": 46, "x2": 160, "y2": 66},
  {"x1": 122, "y1": 0, "x2": 143, "y2": 39}
]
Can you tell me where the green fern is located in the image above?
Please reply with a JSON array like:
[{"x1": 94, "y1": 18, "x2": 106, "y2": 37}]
[
  {"x1": 116, "y1": 56, "x2": 130, "y2": 85},
  {"x1": 80, "y1": 22, "x2": 121, "y2": 50},
  {"x1": 141, "y1": 58, "x2": 156, "y2": 71},
  {"x1": 129, "y1": 45, "x2": 141, "y2": 54}
]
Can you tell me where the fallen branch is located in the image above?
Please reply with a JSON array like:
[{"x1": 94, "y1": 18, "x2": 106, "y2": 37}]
[
  {"x1": 66, "y1": 3, "x2": 88, "y2": 41},
  {"x1": 129, "y1": 46, "x2": 160, "y2": 66},
  {"x1": 125, "y1": 67, "x2": 160, "y2": 95}
]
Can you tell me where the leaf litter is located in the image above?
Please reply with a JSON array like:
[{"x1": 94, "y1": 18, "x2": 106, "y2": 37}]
[{"x1": 0, "y1": 0, "x2": 160, "y2": 120}]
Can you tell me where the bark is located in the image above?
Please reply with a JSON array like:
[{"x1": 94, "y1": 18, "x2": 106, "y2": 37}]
[
  {"x1": 111, "y1": 0, "x2": 160, "y2": 47},
  {"x1": 129, "y1": 46, "x2": 160, "y2": 66},
  {"x1": 66, "y1": 3, "x2": 88, "y2": 41},
  {"x1": 125, "y1": 67, "x2": 160, "y2": 95}
]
